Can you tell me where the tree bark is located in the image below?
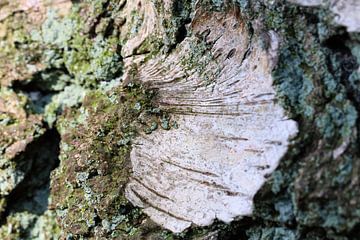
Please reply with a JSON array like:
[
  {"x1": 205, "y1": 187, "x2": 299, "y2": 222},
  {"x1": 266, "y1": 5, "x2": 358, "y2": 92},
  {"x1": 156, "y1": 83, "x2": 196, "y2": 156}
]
[{"x1": 0, "y1": 0, "x2": 359, "y2": 239}]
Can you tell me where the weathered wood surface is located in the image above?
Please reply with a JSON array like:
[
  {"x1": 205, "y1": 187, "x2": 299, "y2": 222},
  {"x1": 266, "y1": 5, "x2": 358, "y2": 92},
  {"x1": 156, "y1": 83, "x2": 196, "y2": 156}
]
[{"x1": 125, "y1": 8, "x2": 298, "y2": 232}]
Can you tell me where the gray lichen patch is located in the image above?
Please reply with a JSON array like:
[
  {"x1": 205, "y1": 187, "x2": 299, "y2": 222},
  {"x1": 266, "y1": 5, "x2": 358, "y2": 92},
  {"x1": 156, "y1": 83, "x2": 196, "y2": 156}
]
[
  {"x1": 125, "y1": 7, "x2": 298, "y2": 233},
  {"x1": 0, "y1": 210, "x2": 60, "y2": 240}
]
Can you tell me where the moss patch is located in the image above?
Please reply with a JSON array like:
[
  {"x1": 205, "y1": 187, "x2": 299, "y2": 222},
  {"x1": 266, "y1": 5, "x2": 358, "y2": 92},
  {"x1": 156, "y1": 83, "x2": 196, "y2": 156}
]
[{"x1": 51, "y1": 84, "x2": 177, "y2": 238}]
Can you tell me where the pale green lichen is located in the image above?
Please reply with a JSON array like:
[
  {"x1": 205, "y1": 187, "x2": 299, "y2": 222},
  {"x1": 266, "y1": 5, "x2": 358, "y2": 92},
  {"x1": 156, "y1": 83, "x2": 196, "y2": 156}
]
[
  {"x1": 44, "y1": 85, "x2": 87, "y2": 127},
  {"x1": 40, "y1": 10, "x2": 77, "y2": 49},
  {"x1": 0, "y1": 211, "x2": 60, "y2": 240},
  {"x1": 38, "y1": 9, "x2": 122, "y2": 87}
]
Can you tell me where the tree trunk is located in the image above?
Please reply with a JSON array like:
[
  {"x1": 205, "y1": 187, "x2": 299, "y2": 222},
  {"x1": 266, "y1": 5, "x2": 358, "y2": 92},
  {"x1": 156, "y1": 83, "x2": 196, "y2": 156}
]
[{"x1": 0, "y1": 0, "x2": 359, "y2": 239}]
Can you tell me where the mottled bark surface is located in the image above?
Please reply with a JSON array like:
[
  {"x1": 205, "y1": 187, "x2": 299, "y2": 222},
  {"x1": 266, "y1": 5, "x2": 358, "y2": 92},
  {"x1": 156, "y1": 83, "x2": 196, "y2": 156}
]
[{"x1": 0, "y1": 0, "x2": 359, "y2": 239}]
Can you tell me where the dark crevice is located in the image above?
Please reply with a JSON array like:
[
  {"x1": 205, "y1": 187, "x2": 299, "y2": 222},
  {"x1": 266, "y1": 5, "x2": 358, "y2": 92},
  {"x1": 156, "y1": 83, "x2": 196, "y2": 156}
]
[
  {"x1": 324, "y1": 32, "x2": 360, "y2": 150},
  {"x1": 12, "y1": 81, "x2": 59, "y2": 96},
  {"x1": 2, "y1": 128, "x2": 61, "y2": 220},
  {"x1": 103, "y1": 18, "x2": 115, "y2": 38},
  {"x1": 348, "y1": 223, "x2": 360, "y2": 240},
  {"x1": 299, "y1": 226, "x2": 330, "y2": 239},
  {"x1": 10, "y1": 68, "x2": 77, "y2": 114},
  {"x1": 11, "y1": 68, "x2": 70, "y2": 94},
  {"x1": 164, "y1": 1, "x2": 192, "y2": 54},
  {"x1": 175, "y1": 22, "x2": 188, "y2": 44},
  {"x1": 217, "y1": 217, "x2": 255, "y2": 239},
  {"x1": 11, "y1": 80, "x2": 57, "y2": 115},
  {"x1": 323, "y1": 33, "x2": 359, "y2": 91},
  {"x1": 123, "y1": 51, "x2": 151, "y2": 59},
  {"x1": 88, "y1": 0, "x2": 111, "y2": 39}
]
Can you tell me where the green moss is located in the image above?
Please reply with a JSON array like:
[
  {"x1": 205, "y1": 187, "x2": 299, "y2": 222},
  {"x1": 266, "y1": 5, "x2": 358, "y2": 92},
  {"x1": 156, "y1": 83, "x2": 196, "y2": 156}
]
[
  {"x1": 0, "y1": 1, "x2": 125, "y2": 237},
  {"x1": 19, "y1": 0, "x2": 125, "y2": 125},
  {"x1": 51, "y1": 84, "x2": 177, "y2": 238}
]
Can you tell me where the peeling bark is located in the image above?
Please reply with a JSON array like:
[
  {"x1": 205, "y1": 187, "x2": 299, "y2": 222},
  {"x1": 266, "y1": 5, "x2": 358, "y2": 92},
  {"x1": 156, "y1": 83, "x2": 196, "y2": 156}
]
[{"x1": 125, "y1": 8, "x2": 298, "y2": 233}]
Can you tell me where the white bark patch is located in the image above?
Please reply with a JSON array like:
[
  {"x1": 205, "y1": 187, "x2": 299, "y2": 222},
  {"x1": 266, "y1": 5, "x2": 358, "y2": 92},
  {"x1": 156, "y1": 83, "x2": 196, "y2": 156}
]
[
  {"x1": 288, "y1": 0, "x2": 360, "y2": 32},
  {"x1": 124, "y1": 9, "x2": 298, "y2": 233},
  {"x1": 330, "y1": 0, "x2": 360, "y2": 32},
  {"x1": 287, "y1": 0, "x2": 323, "y2": 7}
]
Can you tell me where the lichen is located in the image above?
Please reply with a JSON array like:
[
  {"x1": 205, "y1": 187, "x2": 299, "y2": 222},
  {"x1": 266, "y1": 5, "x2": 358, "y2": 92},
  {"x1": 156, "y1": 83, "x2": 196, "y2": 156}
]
[
  {"x1": 0, "y1": 211, "x2": 60, "y2": 240},
  {"x1": 51, "y1": 84, "x2": 176, "y2": 238}
]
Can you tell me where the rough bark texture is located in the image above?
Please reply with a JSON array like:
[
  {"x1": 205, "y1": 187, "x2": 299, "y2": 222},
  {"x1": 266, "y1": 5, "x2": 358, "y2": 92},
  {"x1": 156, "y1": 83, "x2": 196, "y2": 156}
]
[{"x1": 0, "y1": 0, "x2": 359, "y2": 239}]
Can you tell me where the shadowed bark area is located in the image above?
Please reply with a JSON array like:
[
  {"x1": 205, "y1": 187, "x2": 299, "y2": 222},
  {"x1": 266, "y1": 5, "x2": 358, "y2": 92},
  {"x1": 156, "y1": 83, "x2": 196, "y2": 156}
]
[{"x1": 0, "y1": 0, "x2": 359, "y2": 239}]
